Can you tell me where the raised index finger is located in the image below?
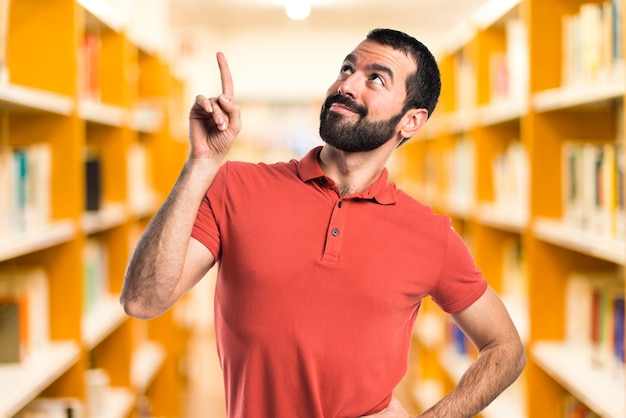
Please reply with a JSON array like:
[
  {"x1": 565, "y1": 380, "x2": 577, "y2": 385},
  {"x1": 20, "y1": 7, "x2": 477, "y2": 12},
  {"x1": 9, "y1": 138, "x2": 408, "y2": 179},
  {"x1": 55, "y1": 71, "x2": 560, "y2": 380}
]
[{"x1": 216, "y1": 52, "x2": 234, "y2": 97}]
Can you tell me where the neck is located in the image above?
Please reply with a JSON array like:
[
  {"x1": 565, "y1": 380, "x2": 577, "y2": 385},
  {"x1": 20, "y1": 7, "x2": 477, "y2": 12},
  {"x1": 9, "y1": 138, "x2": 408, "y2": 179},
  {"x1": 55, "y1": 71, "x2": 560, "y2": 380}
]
[{"x1": 318, "y1": 145, "x2": 392, "y2": 197}]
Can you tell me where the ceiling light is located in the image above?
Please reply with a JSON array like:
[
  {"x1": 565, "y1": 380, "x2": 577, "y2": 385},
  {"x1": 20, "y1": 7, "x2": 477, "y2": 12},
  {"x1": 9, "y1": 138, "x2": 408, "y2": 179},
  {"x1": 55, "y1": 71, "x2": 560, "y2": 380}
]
[{"x1": 284, "y1": 0, "x2": 311, "y2": 20}]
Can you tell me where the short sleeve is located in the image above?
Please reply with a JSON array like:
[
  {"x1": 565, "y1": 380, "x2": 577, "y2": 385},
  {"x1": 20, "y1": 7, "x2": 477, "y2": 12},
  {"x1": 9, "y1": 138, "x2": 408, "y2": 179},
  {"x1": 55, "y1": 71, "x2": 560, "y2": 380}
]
[
  {"x1": 430, "y1": 225, "x2": 488, "y2": 313},
  {"x1": 191, "y1": 166, "x2": 227, "y2": 261}
]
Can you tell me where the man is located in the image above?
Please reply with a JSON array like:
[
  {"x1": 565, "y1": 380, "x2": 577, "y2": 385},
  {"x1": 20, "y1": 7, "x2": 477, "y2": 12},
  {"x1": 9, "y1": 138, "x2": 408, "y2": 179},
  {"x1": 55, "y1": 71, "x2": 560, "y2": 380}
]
[{"x1": 121, "y1": 28, "x2": 526, "y2": 418}]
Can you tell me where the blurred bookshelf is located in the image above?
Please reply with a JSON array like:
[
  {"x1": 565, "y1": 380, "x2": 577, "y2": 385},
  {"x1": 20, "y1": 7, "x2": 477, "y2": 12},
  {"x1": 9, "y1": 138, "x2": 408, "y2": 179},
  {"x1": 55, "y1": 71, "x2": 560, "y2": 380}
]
[
  {"x1": 0, "y1": 0, "x2": 189, "y2": 417},
  {"x1": 394, "y1": 0, "x2": 625, "y2": 417}
]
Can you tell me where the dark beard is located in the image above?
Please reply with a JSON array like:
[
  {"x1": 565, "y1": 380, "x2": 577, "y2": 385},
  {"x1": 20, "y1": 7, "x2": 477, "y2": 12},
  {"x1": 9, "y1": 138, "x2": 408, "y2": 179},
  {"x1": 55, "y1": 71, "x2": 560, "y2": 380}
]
[{"x1": 319, "y1": 94, "x2": 404, "y2": 152}]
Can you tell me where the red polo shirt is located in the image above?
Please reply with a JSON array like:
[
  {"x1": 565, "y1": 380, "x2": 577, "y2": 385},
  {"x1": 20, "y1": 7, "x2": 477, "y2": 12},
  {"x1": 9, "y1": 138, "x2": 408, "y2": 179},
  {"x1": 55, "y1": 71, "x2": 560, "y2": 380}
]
[{"x1": 192, "y1": 146, "x2": 487, "y2": 418}]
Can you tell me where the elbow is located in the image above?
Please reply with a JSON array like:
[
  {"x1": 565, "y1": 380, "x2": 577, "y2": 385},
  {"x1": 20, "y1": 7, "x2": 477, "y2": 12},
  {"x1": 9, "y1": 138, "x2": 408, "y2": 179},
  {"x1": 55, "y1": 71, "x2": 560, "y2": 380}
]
[
  {"x1": 120, "y1": 294, "x2": 165, "y2": 320},
  {"x1": 516, "y1": 342, "x2": 527, "y2": 376}
]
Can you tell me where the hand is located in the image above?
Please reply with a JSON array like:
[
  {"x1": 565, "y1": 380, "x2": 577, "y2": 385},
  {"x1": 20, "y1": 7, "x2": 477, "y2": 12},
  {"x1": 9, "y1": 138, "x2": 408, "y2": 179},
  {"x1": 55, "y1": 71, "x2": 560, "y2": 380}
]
[
  {"x1": 359, "y1": 397, "x2": 411, "y2": 418},
  {"x1": 188, "y1": 52, "x2": 241, "y2": 161}
]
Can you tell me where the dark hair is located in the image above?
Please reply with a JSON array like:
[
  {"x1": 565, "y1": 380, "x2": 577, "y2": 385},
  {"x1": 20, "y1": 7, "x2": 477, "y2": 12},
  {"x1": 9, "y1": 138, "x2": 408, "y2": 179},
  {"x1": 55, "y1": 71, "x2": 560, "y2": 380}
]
[{"x1": 366, "y1": 28, "x2": 441, "y2": 119}]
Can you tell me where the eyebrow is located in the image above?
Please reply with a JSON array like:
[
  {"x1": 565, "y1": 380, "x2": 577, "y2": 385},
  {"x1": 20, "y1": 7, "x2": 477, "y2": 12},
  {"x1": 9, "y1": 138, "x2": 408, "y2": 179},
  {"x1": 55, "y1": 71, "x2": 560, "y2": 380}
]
[{"x1": 344, "y1": 53, "x2": 395, "y2": 83}]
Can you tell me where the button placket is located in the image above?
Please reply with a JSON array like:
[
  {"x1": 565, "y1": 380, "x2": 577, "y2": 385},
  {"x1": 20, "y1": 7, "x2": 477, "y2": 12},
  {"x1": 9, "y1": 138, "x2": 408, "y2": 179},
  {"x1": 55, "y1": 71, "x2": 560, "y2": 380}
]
[{"x1": 322, "y1": 199, "x2": 347, "y2": 262}]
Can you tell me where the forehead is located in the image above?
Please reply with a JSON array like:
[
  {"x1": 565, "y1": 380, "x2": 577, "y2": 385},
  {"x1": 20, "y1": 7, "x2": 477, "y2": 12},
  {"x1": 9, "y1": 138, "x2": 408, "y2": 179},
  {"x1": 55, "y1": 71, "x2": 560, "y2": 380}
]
[{"x1": 345, "y1": 39, "x2": 417, "y2": 80}]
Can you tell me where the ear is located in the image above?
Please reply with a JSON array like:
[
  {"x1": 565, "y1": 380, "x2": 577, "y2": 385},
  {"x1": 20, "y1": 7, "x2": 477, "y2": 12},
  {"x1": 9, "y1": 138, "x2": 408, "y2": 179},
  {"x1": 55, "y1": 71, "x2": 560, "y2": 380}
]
[{"x1": 399, "y1": 108, "x2": 428, "y2": 139}]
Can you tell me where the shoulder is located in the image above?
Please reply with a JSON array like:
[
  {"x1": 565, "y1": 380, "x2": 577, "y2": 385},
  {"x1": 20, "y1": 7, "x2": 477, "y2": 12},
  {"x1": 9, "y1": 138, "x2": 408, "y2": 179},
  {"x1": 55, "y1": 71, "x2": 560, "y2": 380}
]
[
  {"x1": 218, "y1": 159, "x2": 299, "y2": 182},
  {"x1": 393, "y1": 187, "x2": 449, "y2": 224}
]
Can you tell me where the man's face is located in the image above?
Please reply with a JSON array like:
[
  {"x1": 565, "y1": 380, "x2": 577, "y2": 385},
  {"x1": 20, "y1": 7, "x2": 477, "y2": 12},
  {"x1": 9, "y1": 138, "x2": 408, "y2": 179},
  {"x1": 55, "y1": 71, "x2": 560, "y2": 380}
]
[{"x1": 319, "y1": 40, "x2": 416, "y2": 152}]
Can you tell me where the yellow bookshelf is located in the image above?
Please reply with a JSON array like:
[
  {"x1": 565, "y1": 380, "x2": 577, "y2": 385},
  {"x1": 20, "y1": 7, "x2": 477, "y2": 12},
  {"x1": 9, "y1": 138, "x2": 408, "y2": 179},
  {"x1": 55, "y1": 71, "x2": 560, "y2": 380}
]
[
  {"x1": 0, "y1": 0, "x2": 188, "y2": 417},
  {"x1": 396, "y1": 0, "x2": 625, "y2": 417}
]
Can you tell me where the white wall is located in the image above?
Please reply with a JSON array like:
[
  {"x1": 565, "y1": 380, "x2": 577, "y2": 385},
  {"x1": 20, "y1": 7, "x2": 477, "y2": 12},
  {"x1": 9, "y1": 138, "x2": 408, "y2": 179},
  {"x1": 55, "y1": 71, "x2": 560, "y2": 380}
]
[
  {"x1": 174, "y1": 26, "x2": 368, "y2": 103},
  {"x1": 173, "y1": 27, "x2": 372, "y2": 154}
]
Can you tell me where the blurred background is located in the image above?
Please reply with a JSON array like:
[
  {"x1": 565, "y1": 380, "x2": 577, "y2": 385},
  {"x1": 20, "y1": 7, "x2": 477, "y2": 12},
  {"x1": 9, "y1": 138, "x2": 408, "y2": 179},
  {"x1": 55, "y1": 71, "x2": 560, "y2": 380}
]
[{"x1": 167, "y1": 0, "x2": 491, "y2": 159}]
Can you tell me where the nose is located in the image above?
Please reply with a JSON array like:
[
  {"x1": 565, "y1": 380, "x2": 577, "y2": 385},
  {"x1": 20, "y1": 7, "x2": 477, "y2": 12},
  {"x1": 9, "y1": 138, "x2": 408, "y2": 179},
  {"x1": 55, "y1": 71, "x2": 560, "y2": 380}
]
[{"x1": 336, "y1": 76, "x2": 357, "y2": 98}]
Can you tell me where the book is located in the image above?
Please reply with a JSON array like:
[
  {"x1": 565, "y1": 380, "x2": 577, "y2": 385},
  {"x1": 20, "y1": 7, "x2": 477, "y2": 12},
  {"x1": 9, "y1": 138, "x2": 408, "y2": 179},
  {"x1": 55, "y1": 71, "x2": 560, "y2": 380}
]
[
  {"x1": 491, "y1": 140, "x2": 529, "y2": 220},
  {"x1": 562, "y1": 141, "x2": 622, "y2": 240},
  {"x1": 0, "y1": 300, "x2": 22, "y2": 363},
  {"x1": 505, "y1": 18, "x2": 529, "y2": 104},
  {"x1": 560, "y1": 393, "x2": 601, "y2": 418},
  {"x1": 0, "y1": 144, "x2": 52, "y2": 236},
  {"x1": 562, "y1": 1, "x2": 623, "y2": 85},
  {"x1": 0, "y1": 266, "x2": 50, "y2": 358},
  {"x1": 0, "y1": 145, "x2": 13, "y2": 236},
  {"x1": 80, "y1": 32, "x2": 101, "y2": 102},
  {"x1": 564, "y1": 270, "x2": 624, "y2": 370},
  {"x1": 84, "y1": 146, "x2": 102, "y2": 212},
  {"x1": 127, "y1": 141, "x2": 156, "y2": 213},
  {"x1": 0, "y1": 0, "x2": 10, "y2": 83},
  {"x1": 83, "y1": 237, "x2": 109, "y2": 315}
]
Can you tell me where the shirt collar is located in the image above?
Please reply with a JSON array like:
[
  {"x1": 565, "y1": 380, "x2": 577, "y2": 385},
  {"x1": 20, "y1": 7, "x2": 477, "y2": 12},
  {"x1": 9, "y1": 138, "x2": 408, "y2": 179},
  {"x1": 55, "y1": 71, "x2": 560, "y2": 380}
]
[{"x1": 296, "y1": 146, "x2": 398, "y2": 205}]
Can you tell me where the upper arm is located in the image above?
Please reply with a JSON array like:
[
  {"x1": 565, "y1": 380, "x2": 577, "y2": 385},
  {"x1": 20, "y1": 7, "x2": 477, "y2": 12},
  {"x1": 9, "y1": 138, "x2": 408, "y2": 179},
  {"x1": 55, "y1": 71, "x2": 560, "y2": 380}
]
[
  {"x1": 175, "y1": 237, "x2": 216, "y2": 298},
  {"x1": 450, "y1": 286, "x2": 523, "y2": 353}
]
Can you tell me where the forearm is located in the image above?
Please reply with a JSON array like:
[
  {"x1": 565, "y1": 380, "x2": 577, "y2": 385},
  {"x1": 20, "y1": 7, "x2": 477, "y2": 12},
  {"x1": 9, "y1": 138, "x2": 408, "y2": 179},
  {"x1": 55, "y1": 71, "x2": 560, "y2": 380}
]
[
  {"x1": 418, "y1": 341, "x2": 526, "y2": 418},
  {"x1": 120, "y1": 159, "x2": 219, "y2": 319}
]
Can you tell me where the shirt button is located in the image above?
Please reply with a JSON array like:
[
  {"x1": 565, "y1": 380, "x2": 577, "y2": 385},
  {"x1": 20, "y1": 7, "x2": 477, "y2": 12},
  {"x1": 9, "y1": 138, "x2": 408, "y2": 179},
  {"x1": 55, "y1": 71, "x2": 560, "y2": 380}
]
[
  {"x1": 320, "y1": 177, "x2": 328, "y2": 185},
  {"x1": 338, "y1": 201, "x2": 343, "y2": 208},
  {"x1": 331, "y1": 229, "x2": 339, "y2": 236}
]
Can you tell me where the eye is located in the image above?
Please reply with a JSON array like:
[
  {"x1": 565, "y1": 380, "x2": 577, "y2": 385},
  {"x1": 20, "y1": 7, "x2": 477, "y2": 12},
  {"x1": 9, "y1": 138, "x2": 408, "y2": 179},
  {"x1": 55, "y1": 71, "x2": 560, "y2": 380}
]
[
  {"x1": 371, "y1": 74, "x2": 385, "y2": 86},
  {"x1": 340, "y1": 64, "x2": 354, "y2": 75}
]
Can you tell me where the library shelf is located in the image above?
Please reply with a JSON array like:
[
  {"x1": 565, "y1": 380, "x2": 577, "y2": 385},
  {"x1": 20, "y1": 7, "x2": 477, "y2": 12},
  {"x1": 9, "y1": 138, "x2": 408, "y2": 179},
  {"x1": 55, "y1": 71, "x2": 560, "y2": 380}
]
[
  {"x1": 0, "y1": 341, "x2": 81, "y2": 418},
  {"x1": 131, "y1": 105, "x2": 164, "y2": 134},
  {"x1": 477, "y1": 99, "x2": 526, "y2": 127},
  {"x1": 77, "y1": 0, "x2": 128, "y2": 32},
  {"x1": 131, "y1": 341, "x2": 166, "y2": 393},
  {"x1": 444, "y1": 110, "x2": 477, "y2": 135},
  {"x1": 1, "y1": 1, "x2": 189, "y2": 415},
  {"x1": 81, "y1": 294, "x2": 128, "y2": 350},
  {"x1": 532, "y1": 76, "x2": 625, "y2": 113},
  {"x1": 0, "y1": 220, "x2": 76, "y2": 262},
  {"x1": 475, "y1": 203, "x2": 527, "y2": 233},
  {"x1": 438, "y1": 346, "x2": 527, "y2": 418},
  {"x1": 533, "y1": 217, "x2": 626, "y2": 265},
  {"x1": 531, "y1": 341, "x2": 625, "y2": 418},
  {"x1": 81, "y1": 203, "x2": 128, "y2": 235},
  {"x1": 99, "y1": 386, "x2": 135, "y2": 418},
  {"x1": 397, "y1": 0, "x2": 626, "y2": 415},
  {"x1": 0, "y1": 83, "x2": 74, "y2": 115},
  {"x1": 79, "y1": 100, "x2": 128, "y2": 127}
]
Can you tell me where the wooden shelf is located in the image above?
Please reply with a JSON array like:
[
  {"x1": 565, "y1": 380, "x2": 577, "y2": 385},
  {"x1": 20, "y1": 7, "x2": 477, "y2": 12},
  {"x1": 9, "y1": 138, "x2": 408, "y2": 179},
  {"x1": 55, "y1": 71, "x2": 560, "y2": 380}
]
[
  {"x1": 532, "y1": 341, "x2": 625, "y2": 418},
  {"x1": 79, "y1": 100, "x2": 128, "y2": 127},
  {"x1": 533, "y1": 217, "x2": 625, "y2": 265},
  {"x1": 398, "y1": 2, "x2": 626, "y2": 415},
  {"x1": 77, "y1": 0, "x2": 129, "y2": 32},
  {"x1": 477, "y1": 99, "x2": 526, "y2": 126},
  {"x1": 533, "y1": 77, "x2": 625, "y2": 113},
  {"x1": 0, "y1": 83, "x2": 74, "y2": 115},
  {"x1": 0, "y1": 341, "x2": 81, "y2": 417},
  {"x1": 131, "y1": 342, "x2": 166, "y2": 393},
  {"x1": 0, "y1": 220, "x2": 77, "y2": 262},
  {"x1": 81, "y1": 203, "x2": 128, "y2": 235},
  {"x1": 475, "y1": 203, "x2": 527, "y2": 233},
  {"x1": 0, "y1": 1, "x2": 188, "y2": 415},
  {"x1": 82, "y1": 294, "x2": 127, "y2": 350},
  {"x1": 100, "y1": 387, "x2": 135, "y2": 418},
  {"x1": 132, "y1": 105, "x2": 164, "y2": 133}
]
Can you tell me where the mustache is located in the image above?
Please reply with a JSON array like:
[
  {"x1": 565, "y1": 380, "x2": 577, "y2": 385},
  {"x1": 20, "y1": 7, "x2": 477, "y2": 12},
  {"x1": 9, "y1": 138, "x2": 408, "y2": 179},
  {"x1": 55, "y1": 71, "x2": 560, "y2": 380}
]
[{"x1": 323, "y1": 94, "x2": 368, "y2": 117}]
